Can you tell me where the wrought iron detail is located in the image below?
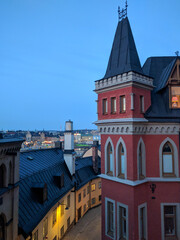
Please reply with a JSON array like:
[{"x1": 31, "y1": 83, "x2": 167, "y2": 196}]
[{"x1": 118, "y1": 0, "x2": 128, "y2": 21}]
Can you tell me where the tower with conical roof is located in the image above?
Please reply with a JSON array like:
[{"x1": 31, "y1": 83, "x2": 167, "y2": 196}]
[{"x1": 95, "y1": 4, "x2": 180, "y2": 240}]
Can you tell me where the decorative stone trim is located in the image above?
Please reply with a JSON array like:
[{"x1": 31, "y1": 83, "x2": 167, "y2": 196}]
[
  {"x1": 95, "y1": 71, "x2": 153, "y2": 92},
  {"x1": 96, "y1": 123, "x2": 180, "y2": 135}
]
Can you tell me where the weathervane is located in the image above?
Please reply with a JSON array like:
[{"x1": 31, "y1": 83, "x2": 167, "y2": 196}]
[
  {"x1": 175, "y1": 51, "x2": 179, "y2": 57},
  {"x1": 118, "y1": 0, "x2": 128, "y2": 21}
]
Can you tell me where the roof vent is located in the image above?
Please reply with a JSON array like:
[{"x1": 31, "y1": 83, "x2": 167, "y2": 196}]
[{"x1": 27, "y1": 156, "x2": 33, "y2": 160}]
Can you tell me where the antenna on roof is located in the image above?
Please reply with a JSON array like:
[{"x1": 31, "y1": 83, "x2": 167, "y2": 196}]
[
  {"x1": 118, "y1": 1, "x2": 128, "y2": 22},
  {"x1": 175, "y1": 51, "x2": 179, "y2": 57}
]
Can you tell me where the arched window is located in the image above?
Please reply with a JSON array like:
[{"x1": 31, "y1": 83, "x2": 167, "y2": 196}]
[
  {"x1": 0, "y1": 214, "x2": 6, "y2": 240},
  {"x1": 107, "y1": 143, "x2": 113, "y2": 175},
  {"x1": 0, "y1": 165, "x2": 6, "y2": 188},
  {"x1": 162, "y1": 142, "x2": 175, "y2": 177},
  {"x1": 118, "y1": 144, "x2": 125, "y2": 178},
  {"x1": 137, "y1": 139, "x2": 146, "y2": 179}
]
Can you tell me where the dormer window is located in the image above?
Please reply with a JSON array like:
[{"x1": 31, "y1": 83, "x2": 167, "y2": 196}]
[
  {"x1": 168, "y1": 59, "x2": 180, "y2": 108},
  {"x1": 170, "y1": 86, "x2": 180, "y2": 108}
]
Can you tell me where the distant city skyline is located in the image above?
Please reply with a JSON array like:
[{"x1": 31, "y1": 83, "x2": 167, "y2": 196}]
[{"x1": 0, "y1": 0, "x2": 180, "y2": 130}]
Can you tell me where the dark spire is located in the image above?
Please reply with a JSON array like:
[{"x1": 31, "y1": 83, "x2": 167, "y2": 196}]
[{"x1": 104, "y1": 17, "x2": 143, "y2": 79}]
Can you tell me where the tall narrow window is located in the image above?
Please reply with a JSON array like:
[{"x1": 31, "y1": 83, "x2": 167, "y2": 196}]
[
  {"x1": 33, "y1": 230, "x2": 38, "y2": 240},
  {"x1": 140, "y1": 96, "x2": 144, "y2": 113},
  {"x1": 138, "y1": 203, "x2": 147, "y2": 240},
  {"x1": 52, "y1": 208, "x2": 57, "y2": 227},
  {"x1": 162, "y1": 142, "x2": 175, "y2": 177},
  {"x1": 103, "y1": 99, "x2": 108, "y2": 114},
  {"x1": 0, "y1": 215, "x2": 5, "y2": 240},
  {"x1": 111, "y1": 97, "x2": 117, "y2": 114},
  {"x1": 138, "y1": 144, "x2": 144, "y2": 179},
  {"x1": 107, "y1": 201, "x2": 114, "y2": 238},
  {"x1": 164, "y1": 206, "x2": 177, "y2": 239},
  {"x1": 0, "y1": 165, "x2": 6, "y2": 188},
  {"x1": 118, "y1": 206, "x2": 127, "y2": 239},
  {"x1": 43, "y1": 217, "x2": 48, "y2": 239},
  {"x1": 120, "y1": 96, "x2": 126, "y2": 113},
  {"x1": 107, "y1": 143, "x2": 113, "y2": 175},
  {"x1": 118, "y1": 144, "x2": 125, "y2": 178}
]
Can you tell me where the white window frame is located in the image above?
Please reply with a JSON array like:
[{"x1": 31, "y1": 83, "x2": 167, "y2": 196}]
[
  {"x1": 137, "y1": 138, "x2": 146, "y2": 180},
  {"x1": 105, "y1": 137, "x2": 115, "y2": 176},
  {"x1": 159, "y1": 138, "x2": 179, "y2": 178},
  {"x1": 138, "y1": 203, "x2": 148, "y2": 240},
  {"x1": 105, "y1": 197, "x2": 116, "y2": 239},
  {"x1": 161, "y1": 203, "x2": 180, "y2": 240},
  {"x1": 117, "y1": 202, "x2": 128, "y2": 240},
  {"x1": 116, "y1": 137, "x2": 127, "y2": 179}
]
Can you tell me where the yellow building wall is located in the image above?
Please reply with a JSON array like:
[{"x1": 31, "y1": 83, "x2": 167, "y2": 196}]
[
  {"x1": 24, "y1": 187, "x2": 75, "y2": 240},
  {"x1": 75, "y1": 178, "x2": 101, "y2": 222}
]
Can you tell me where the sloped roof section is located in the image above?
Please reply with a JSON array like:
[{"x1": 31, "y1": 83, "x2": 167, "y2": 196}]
[
  {"x1": 104, "y1": 17, "x2": 143, "y2": 79},
  {"x1": 143, "y1": 56, "x2": 180, "y2": 122}
]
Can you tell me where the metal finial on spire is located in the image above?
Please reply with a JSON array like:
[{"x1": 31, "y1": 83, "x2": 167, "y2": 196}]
[
  {"x1": 118, "y1": 1, "x2": 128, "y2": 22},
  {"x1": 175, "y1": 51, "x2": 179, "y2": 57}
]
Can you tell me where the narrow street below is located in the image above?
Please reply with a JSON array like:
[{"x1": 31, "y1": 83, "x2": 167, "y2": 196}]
[{"x1": 63, "y1": 205, "x2": 101, "y2": 240}]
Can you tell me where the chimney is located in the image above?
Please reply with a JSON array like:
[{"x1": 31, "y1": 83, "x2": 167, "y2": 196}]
[
  {"x1": 64, "y1": 120, "x2": 75, "y2": 175},
  {"x1": 92, "y1": 140, "x2": 99, "y2": 174}
]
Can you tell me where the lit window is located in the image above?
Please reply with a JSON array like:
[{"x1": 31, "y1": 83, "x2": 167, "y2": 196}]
[
  {"x1": 43, "y1": 217, "x2": 48, "y2": 239},
  {"x1": 103, "y1": 99, "x2": 108, "y2": 114},
  {"x1": 61, "y1": 201, "x2": 64, "y2": 216},
  {"x1": 118, "y1": 143, "x2": 125, "y2": 178},
  {"x1": 32, "y1": 230, "x2": 38, "y2": 240},
  {"x1": 138, "y1": 204, "x2": 147, "y2": 240},
  {"x1": 111, "y1": 97, "x2": 117, "y2": 114},
  {"x1": 67, "y1": 194, "x2": 70, "y2": 208},
  {"x1": 91, "y1": 184, "x2": 96, "y2": 192},
  {"x1": 106, "y1": 199, "x2": 115, "y2": 238},
  {"x1": 170, "y1": 86, "x2": 180, "y2": 108},
  {"x1": 118, "y1": 206, "x2": 128, "y2": 240},
  {"x1": 120, "y1": 95, "x2": 126, "y2": 113},
  {"x1": 106, "y1": 142, "x2": 113, "y2": 175},
  {"x1": 140, "y1": 96, "x2": 144, "y2": 113},
  {"x1": 52, "y1": 208, "x2": 57, "y2": 227},
  {"x1": 164, "y1": 206, "x2": 177, "y2": 239},
  {"x1": 162, "y1": 142, "x2": 175, "y2": 177}
]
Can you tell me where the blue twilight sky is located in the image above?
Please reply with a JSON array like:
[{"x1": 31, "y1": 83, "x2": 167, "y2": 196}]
[{"x1": 0, "y1": 0, "x2": 180, "y2": 131}]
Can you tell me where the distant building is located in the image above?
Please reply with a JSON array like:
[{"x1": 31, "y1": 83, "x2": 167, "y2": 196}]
[
  {"x1": 25, "y1": 131, "x2": 31, "y2": 142},
  {"x1": 0, "y1": 138, "x2": 23, "y2": 240},
  {"x1": 95, "y1": 11, "x2": 180, "y2": 240}
]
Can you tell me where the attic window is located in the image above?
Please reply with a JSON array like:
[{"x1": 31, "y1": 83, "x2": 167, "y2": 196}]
[
  {"x1": 27, "y1": 156, "x2": 33, "y2": 160},
  {"x1": 170, "y1": 86, "x2": 180, "y2": 108}
]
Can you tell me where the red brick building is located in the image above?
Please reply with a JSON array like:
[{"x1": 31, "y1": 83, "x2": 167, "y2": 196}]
[{"x1": 95, "y1": 11, "x2": 180, "y2": 240}]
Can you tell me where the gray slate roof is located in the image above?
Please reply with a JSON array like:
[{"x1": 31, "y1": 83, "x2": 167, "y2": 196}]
[
  {"x1": 104, "y1": 17, "x2": 143, "y2": 79},
  {"x1": 143, "y1": 56, "x2": 180, "y2": 122},
  {"x1": 19, "y1": 148, "x2": 100, "y2": 237}
]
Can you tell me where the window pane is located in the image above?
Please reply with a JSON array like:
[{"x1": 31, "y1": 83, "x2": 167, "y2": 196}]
[
  {"x1": 110, "y1": 153, "x2": 113, "y2": 172},
  {"x1": 163, "y1": 155, "x2": 173, "y2": 173},
  {"x1": 163, "y1": 143, "x2": 172, "y2": 153},
  {"x1": 121, "y1": 155, "x2": 125, "y2": 174},
  {"x1": 165, "y1": 217, "x2": 175, "y2": 235},
  {"x1": 171, "y1": 86, "x2": 180, "y2": 108}
]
